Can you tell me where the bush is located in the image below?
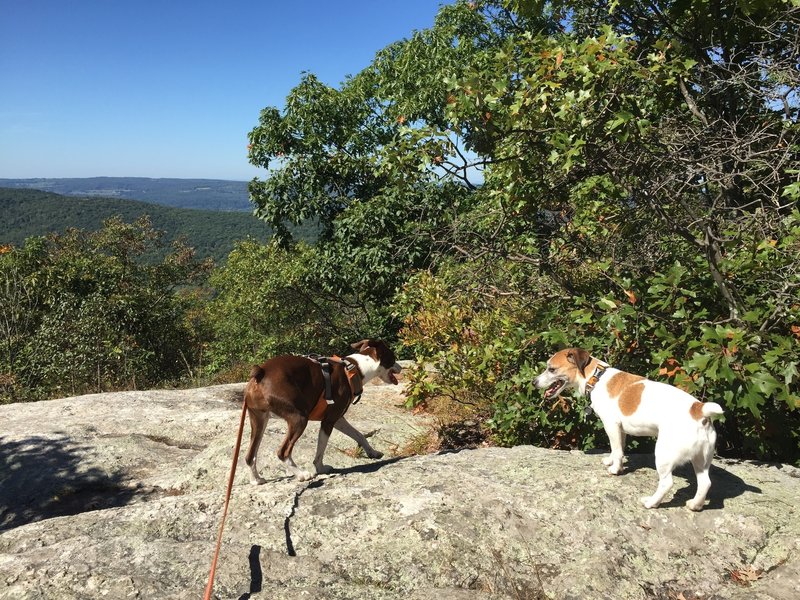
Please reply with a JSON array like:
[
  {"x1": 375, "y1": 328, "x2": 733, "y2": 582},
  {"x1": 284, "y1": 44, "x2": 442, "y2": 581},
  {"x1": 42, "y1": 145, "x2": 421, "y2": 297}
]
[
  {"x1": 396, "y1": 212, "x2": 800, "y2": 464},
  {"x1": 205, "y1": 239, "x2": 388, "y2": 375},
  {"x1": 0, "y1": 217, "x2": 211, "y2": 402}
]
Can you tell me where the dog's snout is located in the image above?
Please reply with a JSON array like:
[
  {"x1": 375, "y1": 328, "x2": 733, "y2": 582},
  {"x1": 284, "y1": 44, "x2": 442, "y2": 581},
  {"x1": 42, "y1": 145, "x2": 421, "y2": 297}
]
[{"x1": 533, "y1": 371, "x2": 549, "y2": 388}]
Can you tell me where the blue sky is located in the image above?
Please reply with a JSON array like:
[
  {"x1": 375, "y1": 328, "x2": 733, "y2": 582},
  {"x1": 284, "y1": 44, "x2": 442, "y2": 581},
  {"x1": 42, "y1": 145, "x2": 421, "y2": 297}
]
[{"x1": 0, "y1": 1, "x2": 451, "y2": 181}]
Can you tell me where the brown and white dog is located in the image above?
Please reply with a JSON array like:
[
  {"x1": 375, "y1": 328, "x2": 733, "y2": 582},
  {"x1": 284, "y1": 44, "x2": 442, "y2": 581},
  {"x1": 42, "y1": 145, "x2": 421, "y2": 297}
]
[
  {"x1": 534, "y1": 348, "x2": 724, "y2": 510},
  {"x1": 243, "y1": 339, "x2": 402, "y2": 483}
]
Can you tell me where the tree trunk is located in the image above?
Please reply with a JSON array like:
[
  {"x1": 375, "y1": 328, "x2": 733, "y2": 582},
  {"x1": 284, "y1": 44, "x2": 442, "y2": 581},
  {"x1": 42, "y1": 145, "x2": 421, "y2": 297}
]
[{"x1": 702, "y1": 224, "x2": 742, "y2": 322}]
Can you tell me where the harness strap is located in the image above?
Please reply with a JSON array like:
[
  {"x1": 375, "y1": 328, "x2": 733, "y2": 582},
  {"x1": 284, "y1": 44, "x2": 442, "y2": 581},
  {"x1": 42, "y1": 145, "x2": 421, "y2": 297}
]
[
  {"x1": 306, "y1": 354, "x2": 334, "y2": 404},
  {"x1": 321, "y1": 360, "x2": 334, "y2": 404},
  {"x1": 343, "y1": 357, "x2": 364, "y2": 404}
]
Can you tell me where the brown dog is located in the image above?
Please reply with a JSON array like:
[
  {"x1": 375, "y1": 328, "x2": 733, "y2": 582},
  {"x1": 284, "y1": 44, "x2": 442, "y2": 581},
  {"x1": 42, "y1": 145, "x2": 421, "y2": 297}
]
[{"x1": 243, "y1": 339, "x2": 402, "y2": 482}]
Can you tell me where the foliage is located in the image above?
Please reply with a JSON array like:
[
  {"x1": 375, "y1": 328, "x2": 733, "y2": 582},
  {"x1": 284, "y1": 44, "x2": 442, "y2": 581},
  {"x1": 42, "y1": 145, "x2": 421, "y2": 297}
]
[
  {"x1": 383, "y1": 0, "x2": 800, "y2": 462},
  {"x1": 0, "y1": 217, "x2": 211, "y2": 403},
  {"x1": 396, "y1": 261, "x2": 606, "y2": 451},
  {"x1": 204, "y1": 239, "x2": 363, "y2": 376},
  {"x1": 245, "y1": 25, "x2": 482, "y2": 337}
]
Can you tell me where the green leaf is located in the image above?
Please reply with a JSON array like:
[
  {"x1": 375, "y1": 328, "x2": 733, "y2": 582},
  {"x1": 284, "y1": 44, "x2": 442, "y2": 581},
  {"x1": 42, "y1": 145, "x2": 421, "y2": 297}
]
[
  {"x1": 749, "y1": 371, "x2": 781, "y2": 396},
  {"x1": 683, "y1": 58, "x2": 698, "y2": 70},
  {"x1": 597, "y1": 298, "x2": 617, "y2": 310},
  {"x1": 685, "y1": 352, "x2": 712, "y2": 372},
  {"x1": 740, "y1": 390, "x2": 763, "y2": 420}
]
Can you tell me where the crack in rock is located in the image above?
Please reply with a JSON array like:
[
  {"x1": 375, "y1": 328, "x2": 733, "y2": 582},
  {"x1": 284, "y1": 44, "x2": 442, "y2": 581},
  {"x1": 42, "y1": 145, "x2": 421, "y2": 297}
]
[{"x1": 282, "y1": 480, "x2": 324, "y2": 557}]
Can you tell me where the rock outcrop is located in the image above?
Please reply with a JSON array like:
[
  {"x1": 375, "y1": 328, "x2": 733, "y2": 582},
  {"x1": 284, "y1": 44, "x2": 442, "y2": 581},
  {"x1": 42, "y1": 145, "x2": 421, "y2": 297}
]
[{"x1": 1, "y1": 380, "x2": 798, "y2": 599}]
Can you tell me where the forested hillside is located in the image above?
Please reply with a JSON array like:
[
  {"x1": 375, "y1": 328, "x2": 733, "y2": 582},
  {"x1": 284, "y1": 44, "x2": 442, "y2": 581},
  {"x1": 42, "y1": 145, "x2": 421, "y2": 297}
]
[{"x1": 0, "y1": 188, "x2": 314, "y2": 263}]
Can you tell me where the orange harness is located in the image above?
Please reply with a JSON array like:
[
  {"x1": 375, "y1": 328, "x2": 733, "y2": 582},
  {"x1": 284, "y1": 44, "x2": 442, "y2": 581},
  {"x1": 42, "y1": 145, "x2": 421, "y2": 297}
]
[{"x1": 308, "y1": 355, "x2": 363, "y2": 420}]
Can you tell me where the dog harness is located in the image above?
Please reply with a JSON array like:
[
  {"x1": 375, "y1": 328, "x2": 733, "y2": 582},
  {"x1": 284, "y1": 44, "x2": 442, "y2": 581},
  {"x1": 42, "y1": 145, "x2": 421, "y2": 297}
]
[{"x1": 305, "y1": 355, "x2": 364, "y2": 421}]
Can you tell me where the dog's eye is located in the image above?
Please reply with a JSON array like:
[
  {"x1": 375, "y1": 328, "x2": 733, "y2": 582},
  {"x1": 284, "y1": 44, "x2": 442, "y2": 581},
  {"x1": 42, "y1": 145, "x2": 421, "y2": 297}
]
[{"x1": 547, "y1": 366, "x2": 555, "y2": 373}]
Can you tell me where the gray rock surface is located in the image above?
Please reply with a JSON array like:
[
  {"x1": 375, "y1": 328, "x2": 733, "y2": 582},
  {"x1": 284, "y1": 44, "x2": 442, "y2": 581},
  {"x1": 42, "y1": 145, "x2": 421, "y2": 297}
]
[{"x1": 1, "y1": 379, "x2": 798, "y2": 600}]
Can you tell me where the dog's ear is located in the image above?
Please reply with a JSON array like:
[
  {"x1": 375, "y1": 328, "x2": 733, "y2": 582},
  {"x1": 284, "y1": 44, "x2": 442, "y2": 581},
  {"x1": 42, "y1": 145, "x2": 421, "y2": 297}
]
[
  {"x1": 351, "y1": 339, "x2": 369, "y2": 352},
  {"x1": 567, "y1": 348, "x2": 592, "y2": 377},
  {"x1": 351, "y1": 339, "x2": 379, "y2": 362}
]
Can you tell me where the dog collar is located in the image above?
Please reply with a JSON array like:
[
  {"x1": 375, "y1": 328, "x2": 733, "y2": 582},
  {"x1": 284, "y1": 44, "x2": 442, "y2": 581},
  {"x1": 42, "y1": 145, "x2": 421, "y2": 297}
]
[{"x1": 584, "y1": 364, "x2": 607, "y2": 396}]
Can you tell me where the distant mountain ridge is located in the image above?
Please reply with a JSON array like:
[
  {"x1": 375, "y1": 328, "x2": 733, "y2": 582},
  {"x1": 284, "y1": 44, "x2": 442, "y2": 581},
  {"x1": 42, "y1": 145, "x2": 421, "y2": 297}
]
[{"x1": 0, "y1": 177, "x2": 252, "y2": 211}]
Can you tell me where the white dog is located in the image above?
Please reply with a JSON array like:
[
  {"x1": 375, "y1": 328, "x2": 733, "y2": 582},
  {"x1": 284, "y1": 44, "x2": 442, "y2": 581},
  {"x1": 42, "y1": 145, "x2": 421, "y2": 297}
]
[{"x1": 534, "y1": 348, "x2": 724, "y2": 510}]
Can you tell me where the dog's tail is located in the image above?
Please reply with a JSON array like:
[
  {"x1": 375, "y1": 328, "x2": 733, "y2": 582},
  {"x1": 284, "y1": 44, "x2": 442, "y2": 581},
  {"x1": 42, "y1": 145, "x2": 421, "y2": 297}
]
[
  {"x1": 249, "y1": 365, "x2": 266, "y2": 383},
  {"x1": 702, "y1": 402, "x2": 724, "y2": 418}
]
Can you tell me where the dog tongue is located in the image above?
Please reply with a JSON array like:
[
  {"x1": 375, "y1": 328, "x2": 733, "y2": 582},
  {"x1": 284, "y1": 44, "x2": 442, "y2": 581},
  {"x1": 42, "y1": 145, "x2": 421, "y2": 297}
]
[{"x1": 545, "y1": 382, "x2": 560, "y2": 398}]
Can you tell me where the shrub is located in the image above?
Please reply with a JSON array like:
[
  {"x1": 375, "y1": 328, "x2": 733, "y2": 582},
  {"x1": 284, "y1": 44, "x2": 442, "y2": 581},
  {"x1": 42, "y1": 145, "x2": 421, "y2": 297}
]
[{"x1": 0, "y1": 217, "x2": 211, "y2": 402}]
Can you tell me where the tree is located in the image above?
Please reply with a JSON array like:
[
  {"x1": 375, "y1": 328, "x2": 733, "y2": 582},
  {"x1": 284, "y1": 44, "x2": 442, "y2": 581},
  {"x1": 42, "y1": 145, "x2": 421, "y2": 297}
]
[
  {"x1": 206, "y1": 240, "x2": 351, "y2": 375},
  {"x1": 0, "y1": 242, "x2": 43, "y2": 400},
  {"x1": 0, "y1": 217, "x2": 211, "y2": 402}
]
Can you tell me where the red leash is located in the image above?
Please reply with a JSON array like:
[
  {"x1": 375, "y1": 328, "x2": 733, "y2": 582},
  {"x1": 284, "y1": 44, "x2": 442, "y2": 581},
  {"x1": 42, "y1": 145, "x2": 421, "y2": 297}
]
[{"x1": 203, "y1": 399, "x2": 248, "y2": 600}]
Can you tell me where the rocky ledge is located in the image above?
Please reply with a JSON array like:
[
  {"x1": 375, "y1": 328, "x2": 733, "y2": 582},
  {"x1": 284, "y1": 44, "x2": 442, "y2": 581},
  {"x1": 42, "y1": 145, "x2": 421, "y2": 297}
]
[{"x1": 1, "y1": 380, "x2": 798, "y2": 599}]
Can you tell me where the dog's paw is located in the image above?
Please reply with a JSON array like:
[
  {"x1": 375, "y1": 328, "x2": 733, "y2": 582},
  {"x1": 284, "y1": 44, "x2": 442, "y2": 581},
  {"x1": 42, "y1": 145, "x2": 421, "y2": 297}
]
[
  {"x1": 602, "y1": 456, "x2": 614, "y2": 466},
  {"x1": 641, "y1": 496, "x2": 658, "y2": 509},
  {"x1": 249, "y1": 476, "x2": 267, "y2": 486},
  {"x1": 607, "y1": 464, "x2": 623, "y2": 476},
  {"x1": 315, "y1": 464, "x2": 334, "y2": 475},
  {"x1": 367, "y1": 450, "x2": 384, "y2": 460},
  {"x1": 295, "y1": 470, "x2": 314, "y2": 482},
  {"x1": 685, "y1": 499, "x2": 704, "y2": 512}
]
